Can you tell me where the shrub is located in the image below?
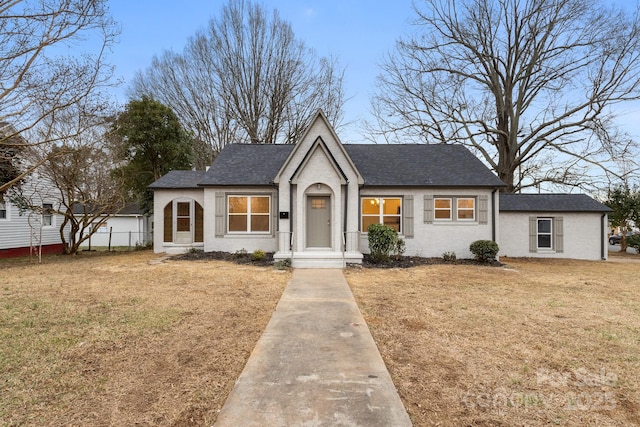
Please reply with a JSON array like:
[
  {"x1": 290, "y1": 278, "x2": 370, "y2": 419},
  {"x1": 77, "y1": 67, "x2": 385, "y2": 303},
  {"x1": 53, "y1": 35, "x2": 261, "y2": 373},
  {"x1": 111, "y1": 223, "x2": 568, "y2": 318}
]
[
  {"x1": 443, "y1": 251, "x2": 457, "y2": 263},
  {"x1": 469, "y1": 240, "x2": 499, "y2": 263},
  {"x1": 274, "y1": 258, "x2": 291, "y2": 270},
  {"x1": 367, "y1": 223, "x2": 398, "y2": 263},
  {"x1": 251, "y1": 249, "x2": 265, "y2": 262},
  {"x1": 627, "y1": 234, "x2": 640, "y2": 254},
  {"x1": 395, "y1": 238, "x2": 406, "y2": 259}
]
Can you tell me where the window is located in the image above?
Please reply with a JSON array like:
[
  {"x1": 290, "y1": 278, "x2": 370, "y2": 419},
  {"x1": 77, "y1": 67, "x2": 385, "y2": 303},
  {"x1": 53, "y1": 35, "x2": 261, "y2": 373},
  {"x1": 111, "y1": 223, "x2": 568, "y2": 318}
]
[
  {"x1": 537, "y1": 218, "x2": 553, "y2": 249},
  {"x1": 434, "y1": 197, "x2": 476, "y2": 221},
  {"x1": 434, "y1": 198, "x2": 451, "y2": 220},
  {"x1": 361, "y1": 197, "x2": 402, "y2": 232},
  {"x1": 0, "y1": 198, "x2": 6, "y2": 220},
  {"x1": 457, "y1": 198, "x2": 475, "y2": 221},
  {"x1": 228, "y1": 195, "x2": 270, "y2": 233},
  {"x1": 42, "y1": 203, "x2": 53, "y2": 226}
]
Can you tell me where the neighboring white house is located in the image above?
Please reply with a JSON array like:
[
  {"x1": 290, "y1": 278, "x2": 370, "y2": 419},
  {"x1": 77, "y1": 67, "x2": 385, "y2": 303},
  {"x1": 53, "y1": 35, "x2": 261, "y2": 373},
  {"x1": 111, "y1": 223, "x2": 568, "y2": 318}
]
[
  {"x1": 76, "y1": 203, "x2": 152, "y2": 249},
  {"x1": 0, "y1": 174, "x2": 68, "y2": 258},
  {"x1": 149, "y1": 110, "x2": 611, "y2": 267}
]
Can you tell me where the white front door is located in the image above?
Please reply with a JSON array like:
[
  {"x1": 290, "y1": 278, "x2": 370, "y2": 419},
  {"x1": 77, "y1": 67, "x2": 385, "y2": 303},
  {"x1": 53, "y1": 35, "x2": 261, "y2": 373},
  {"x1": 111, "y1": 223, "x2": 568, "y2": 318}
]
[
  {"x1": 306, "y1": 196, "x2": 331, "y2": 248},
  {"x1": 175, "y1": 201, "x2": 193, "y2": 244}
]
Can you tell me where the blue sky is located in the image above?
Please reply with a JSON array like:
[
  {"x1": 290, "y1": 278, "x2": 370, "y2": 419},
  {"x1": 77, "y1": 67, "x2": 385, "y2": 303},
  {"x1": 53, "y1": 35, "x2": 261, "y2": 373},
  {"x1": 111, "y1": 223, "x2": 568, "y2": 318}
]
[
  {"x1": 106, "y1": 0, "x2": 639, "y2": 143},
  {"x1": 107, "y1": 0, "x2": 414, "y2": 142}
]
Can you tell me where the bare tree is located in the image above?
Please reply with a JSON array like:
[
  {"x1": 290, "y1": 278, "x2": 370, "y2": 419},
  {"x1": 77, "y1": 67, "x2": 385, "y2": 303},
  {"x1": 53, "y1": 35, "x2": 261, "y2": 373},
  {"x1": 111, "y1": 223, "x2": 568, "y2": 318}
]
[
  {"x1": 131, "y1": 0, "x2": 346, "y2": 168},
  {"x1": 370, "y1": 0, "x2": 640, "y2": 192},
  {"x1": 20, "y1": 100, "x2": 125, "y2": 255},
  {"x1": 0, "y1": 0, "x2": 118, "y2": 194}
]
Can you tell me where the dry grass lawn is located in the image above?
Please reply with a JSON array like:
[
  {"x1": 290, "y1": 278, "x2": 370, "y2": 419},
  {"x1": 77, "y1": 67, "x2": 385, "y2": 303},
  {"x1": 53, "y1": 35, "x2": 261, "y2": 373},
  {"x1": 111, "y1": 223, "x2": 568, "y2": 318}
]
[
  {"x1": 0, "y1": 251, "x2": 289, "y2": 426},
  {"x1": 2, "y1": 250, "x2": 639, "y2": 426},
  {"x1": 346, "y1": 257, "x2": 640, "y2": 426}
]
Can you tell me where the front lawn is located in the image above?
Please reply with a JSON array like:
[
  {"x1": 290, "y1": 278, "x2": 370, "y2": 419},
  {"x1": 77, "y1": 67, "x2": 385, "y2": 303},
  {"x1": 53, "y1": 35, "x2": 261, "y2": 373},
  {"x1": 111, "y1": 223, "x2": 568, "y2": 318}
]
[{"x1": 346, "y1": 257, "x2": 640, "y2": 426}]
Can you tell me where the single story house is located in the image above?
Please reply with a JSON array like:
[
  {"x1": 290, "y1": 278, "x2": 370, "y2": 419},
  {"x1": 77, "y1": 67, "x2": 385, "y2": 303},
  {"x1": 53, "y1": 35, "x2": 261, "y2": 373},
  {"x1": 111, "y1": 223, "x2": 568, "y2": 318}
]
[
  {"x1": 0, "y1": 174, "x2": 68, "y2": 258},
  {"x1": 149, "y1": 110, "x2": 612, "y2": 267}
]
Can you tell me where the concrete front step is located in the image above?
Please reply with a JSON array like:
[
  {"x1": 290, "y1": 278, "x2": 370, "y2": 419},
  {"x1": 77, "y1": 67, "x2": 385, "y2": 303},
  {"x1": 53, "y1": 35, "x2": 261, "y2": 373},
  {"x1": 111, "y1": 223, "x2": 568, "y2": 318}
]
[{"x1": 275, "y1": 251, "x2": 363, "y2": 268}]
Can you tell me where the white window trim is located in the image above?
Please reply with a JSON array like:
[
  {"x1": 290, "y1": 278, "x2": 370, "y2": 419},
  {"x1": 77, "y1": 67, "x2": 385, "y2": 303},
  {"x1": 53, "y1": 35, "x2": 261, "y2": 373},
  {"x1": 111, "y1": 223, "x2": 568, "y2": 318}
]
[
  {"x1": 0, "y1": 198, "x2": 8, "y2": 221},
  {"x1": 42, "y1": 203, "x2": 55, "y2": 228},
  {"x1": 227, "y1": 195, "x2": 271, "y2": 234},
  {"x1": 361, "y1": 197, "x2": 402, "y2": 234},
  {"x1": 537, "y1": 217, "x2": 553, "y2": 250},
  {"x1": 434, "y1": 197, "x2": 452, "y2": 221},
  {"x1": 457, "y1": 197, "x2": 476, "y2": 221},
  {"x1": 434, "y1": 196, "x2": 477, "y2": 222}
]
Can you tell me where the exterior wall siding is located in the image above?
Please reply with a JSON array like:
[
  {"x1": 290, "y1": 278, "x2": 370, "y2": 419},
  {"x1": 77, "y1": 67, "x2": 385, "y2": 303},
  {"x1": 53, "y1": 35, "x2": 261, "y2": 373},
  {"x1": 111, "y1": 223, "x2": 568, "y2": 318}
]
[
  {"x1": 359, "y1": 188, "x2": 498, "y2": 259},
  {"x1": 499, "y1": 212, "x2": 607, "y2": 260},
  {"x1": 203, "y1": 186, "x2": 278, "y2": 254},
  {"x1": 0, "y1": 177, "x2": 68, "y2": 255}
]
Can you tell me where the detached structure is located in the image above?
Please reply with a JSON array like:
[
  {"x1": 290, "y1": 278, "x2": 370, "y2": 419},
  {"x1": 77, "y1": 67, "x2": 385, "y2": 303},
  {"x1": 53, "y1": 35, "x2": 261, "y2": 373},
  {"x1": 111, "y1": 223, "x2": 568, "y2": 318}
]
[{"x1": 149, "y1": 110, "x2": 612, "y2": 267}]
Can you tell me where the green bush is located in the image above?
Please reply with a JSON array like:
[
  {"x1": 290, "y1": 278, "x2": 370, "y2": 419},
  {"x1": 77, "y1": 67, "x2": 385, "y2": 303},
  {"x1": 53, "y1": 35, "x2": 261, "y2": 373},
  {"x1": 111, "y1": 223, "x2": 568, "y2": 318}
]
[
  {"x1": 367, "y1": 223, "x2": 399, "y2": 263},
  {"x1": 627, "y1": 234, "x2": 640, "y2": 254},
  {"x1": 395, "y1": 238, "x2": 406, "y2": 259},
  {"x1": 251, "y1": 249, "x2": 265, "y2": 262},
  {"x1": 443, "y1": 251, "x2": 457, "y2": 263},
  {"x1": 469, "y1": 240, "x2": 499, "y2": 263}
]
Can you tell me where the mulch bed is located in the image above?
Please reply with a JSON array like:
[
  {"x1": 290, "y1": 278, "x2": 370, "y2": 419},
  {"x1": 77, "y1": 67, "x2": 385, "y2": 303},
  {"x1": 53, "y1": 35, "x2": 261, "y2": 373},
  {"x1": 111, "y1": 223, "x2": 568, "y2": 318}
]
[
  {"x1": 172, "y1": 250, "x2": 501, "y2": 268},
  {"x1": 172, "y1": 250, "x2": 275, "y2": 266}
]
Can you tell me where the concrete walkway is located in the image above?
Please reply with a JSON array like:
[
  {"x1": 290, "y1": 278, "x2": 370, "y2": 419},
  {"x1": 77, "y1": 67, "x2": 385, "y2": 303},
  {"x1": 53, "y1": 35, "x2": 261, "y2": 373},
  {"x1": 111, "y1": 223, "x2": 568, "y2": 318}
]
[{"x1": 215, "y1": 269, "x2": 412, "y2": 427}]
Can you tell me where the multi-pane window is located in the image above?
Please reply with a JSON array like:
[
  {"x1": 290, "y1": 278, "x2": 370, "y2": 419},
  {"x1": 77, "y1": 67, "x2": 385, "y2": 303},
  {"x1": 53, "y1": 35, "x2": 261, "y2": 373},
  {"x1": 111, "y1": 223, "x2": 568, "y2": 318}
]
[
  {"x1": 434, "y1": 198, "x2": 452, "y2": 220},
  {"x1": 537, "y1": 218, "x2": 553, "y2": 249},
  {"x1": 176, "y1": 202, "x2": 191, "y2": 232},
  {"x1": 228, "y1": 195, "x2": 270, "y2": 233},
  {"x1": 42, "y1": 203, "x2": 53, "y2": 226},
  {"x1": 457, "y1": 198, "x2": 475, "y2": 220},
  {"x1": 434, "y1": 197, "x2": 476, "y2": 221},
  {"x1": 361, "y1": 197, "x2": 402, "y2": 233},
  {"x1": 0, "y1": 198, "x2": 6, "y2": 220}
]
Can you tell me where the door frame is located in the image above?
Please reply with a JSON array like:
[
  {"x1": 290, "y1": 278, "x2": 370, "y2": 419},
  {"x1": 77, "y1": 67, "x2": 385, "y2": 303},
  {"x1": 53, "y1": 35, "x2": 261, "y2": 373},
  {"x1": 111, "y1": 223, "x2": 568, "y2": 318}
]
[{"x1": 305, "y1": 195, "x2": 332, "y2": 249}]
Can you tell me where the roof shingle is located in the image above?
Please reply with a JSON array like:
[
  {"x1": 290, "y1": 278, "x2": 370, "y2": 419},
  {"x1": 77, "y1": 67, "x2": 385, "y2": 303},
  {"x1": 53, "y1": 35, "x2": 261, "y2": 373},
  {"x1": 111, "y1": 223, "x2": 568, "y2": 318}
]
[
  {"x1": 148, "y1": 170, "x2": 207, "y2": 189},
  {"x1": 199, "y1": 144, "x2": 294, "y2": 186},
  {"x1": 499, "y1": 193, "x2": 612, "y2": 212},
  {"x1": 344, "y1": 144, "x2": 506, "y2": 187}
]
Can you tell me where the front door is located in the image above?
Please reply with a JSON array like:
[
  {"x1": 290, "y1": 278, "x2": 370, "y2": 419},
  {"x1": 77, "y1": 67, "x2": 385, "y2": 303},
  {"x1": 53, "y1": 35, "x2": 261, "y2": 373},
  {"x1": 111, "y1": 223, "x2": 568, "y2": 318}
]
[
  {"x1": 306, "y1": 196, "x2": 331, "y2": 248},
  {"x1": 175, "y1": 201, "x2": 193, "y2": 244}
]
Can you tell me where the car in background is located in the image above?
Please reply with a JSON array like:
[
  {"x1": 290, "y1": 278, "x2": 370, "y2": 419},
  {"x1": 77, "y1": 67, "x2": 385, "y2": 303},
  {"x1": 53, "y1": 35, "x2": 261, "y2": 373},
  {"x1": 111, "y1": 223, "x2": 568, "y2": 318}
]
[{"x1": 609, "y1": 231, "x2": 639, "y2": 245}]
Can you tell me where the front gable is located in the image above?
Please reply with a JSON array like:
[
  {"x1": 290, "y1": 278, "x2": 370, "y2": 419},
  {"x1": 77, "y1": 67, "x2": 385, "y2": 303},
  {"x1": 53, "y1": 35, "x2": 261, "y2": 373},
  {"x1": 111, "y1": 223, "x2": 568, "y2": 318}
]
[{"x1": 274, "y1": 110, "x2": 363, "y2": 186}]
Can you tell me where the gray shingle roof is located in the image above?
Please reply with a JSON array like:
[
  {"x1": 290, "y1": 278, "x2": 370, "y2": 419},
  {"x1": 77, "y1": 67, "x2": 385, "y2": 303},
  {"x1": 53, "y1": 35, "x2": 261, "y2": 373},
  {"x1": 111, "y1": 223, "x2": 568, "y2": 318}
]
[
  {"x1": 199, "y1": 144, "x2": 294, "y2": 186},
  {"x1": 344, "y1": 144, "x2": 506, "y2": 187},
  {"x1": 499, "y1": 193, "x2": 612, "y2": 212},
  {"x1": 150, "y1": 143, "x2": 506, "y2": 188},
  {"x1": 148, "y1": 170, "x2": 207, "y2": 189}
]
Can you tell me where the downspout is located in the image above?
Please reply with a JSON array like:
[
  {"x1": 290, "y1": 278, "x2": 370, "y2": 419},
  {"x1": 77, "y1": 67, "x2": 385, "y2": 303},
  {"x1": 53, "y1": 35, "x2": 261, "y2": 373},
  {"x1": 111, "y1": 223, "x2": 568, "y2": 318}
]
[
  {"x1": 492, "y1": 188, "x2": 498, "y2": 242},
  {"x1": 601, "y1": 213, "x2": 606, "y2": 260}
]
